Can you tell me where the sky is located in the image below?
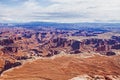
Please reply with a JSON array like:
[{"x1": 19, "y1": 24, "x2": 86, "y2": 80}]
[{"x1": 0, "y1": 0, "x2": 120, "y2": 23}]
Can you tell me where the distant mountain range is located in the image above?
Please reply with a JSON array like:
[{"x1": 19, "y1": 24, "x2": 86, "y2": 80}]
[{"x1": 0, "y1": 22, "x2": 120, "y2": 30}]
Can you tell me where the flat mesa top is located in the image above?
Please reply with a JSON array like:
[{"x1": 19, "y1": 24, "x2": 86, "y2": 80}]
[{"x1": 67, "y1": 32, "x2": 120, "y2": 41}]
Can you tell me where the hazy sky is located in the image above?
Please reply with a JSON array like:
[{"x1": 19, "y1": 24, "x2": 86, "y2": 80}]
[{"x1": 0, "y1": 0, "x2": 120, "y2": 23}]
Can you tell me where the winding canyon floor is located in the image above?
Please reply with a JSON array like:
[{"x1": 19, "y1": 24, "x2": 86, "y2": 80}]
[{"x1": 0, "y1": 54, "x2": 120, "y2": 80}]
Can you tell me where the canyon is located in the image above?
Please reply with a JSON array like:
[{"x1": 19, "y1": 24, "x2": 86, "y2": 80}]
[{"x1": 0, "y1": 26, "x2": 120, "y2": 80}]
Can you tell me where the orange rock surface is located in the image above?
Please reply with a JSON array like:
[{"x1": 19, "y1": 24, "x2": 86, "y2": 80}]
[{"x1": 0, "y1": 55, "x2": 120, "y2": 80}]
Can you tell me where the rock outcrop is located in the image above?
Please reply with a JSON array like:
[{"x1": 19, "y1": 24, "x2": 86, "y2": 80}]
[
  {"x1": 37, "y1": 35, "x2": 120, "y2": 56},
  {"x1": 0, "y1": 38, "x2": 14, "y2": 46}
]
